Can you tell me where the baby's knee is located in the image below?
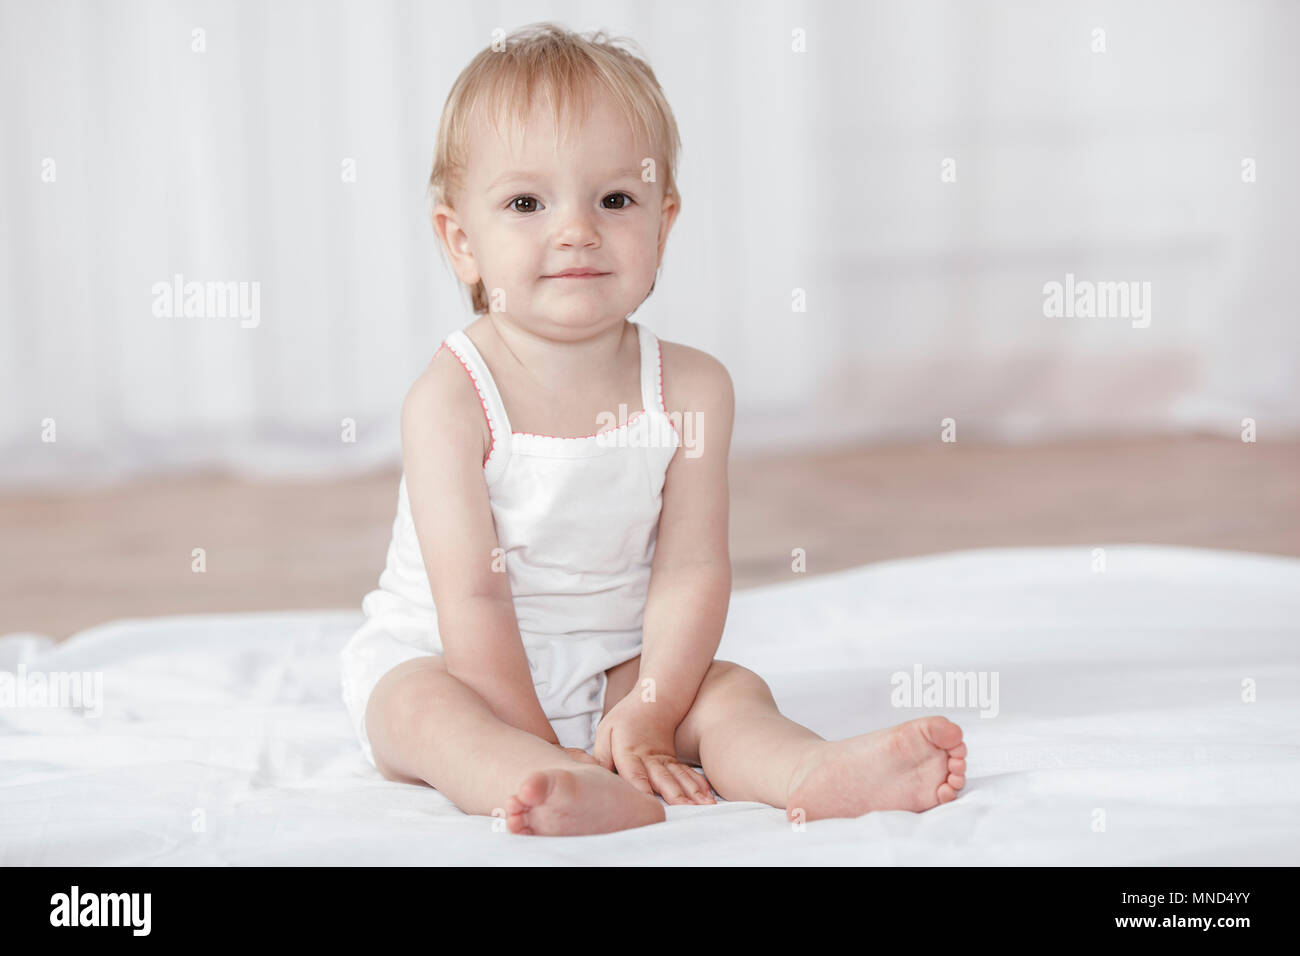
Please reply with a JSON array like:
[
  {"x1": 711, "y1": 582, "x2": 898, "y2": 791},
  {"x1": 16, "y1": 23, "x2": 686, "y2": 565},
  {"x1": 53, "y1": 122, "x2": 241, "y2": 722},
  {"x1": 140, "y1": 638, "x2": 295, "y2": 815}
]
[
  {"x1": 367, "y1": 658, "x2": 451, "y2": 751},
  {"x1": 702, "y1": 659, "x2": 772, "y2": 701}
]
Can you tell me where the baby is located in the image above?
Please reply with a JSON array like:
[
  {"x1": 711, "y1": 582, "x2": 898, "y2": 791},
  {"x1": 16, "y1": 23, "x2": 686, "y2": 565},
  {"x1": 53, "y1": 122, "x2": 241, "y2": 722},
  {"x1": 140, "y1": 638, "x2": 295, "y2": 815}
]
[{"x1": 339, "y1": 22, "x2": 966, "y2": 836}]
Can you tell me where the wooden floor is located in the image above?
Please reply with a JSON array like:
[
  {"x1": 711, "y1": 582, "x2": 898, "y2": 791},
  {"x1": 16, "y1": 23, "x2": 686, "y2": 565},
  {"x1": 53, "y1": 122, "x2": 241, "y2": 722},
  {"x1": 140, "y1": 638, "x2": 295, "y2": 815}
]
[{"x1": 2, "y1": 435, "x2": 1296, "y2": 642}]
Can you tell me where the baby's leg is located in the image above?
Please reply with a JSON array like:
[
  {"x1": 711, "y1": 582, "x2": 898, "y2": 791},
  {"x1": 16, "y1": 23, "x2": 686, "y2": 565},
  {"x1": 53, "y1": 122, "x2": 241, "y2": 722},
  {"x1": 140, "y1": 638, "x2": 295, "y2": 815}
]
[
  {"x1": 673, "y1": 660, "x2": 966, "y2": 821},
  {"x1": 365, "y1": 656, "x2": 664, "y2": 835}
]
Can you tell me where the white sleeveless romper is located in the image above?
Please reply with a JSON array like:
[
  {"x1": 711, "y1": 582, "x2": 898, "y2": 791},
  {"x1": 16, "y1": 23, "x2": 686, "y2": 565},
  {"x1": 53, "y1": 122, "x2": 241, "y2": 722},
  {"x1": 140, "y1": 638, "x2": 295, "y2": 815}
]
[{"x1": 339, "y1": 320, "x2": 681, "y2": 768}]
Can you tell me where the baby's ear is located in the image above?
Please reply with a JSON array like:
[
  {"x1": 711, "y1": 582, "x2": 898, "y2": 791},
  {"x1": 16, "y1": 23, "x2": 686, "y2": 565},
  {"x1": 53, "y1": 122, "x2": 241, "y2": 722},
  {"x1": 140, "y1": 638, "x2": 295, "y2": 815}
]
[
  {"x1": 431, "y1": 204, "x2": 480, "y2": 285},
  {"x1": 656, "y1": 194, "x2": 680, "y2": 259}
]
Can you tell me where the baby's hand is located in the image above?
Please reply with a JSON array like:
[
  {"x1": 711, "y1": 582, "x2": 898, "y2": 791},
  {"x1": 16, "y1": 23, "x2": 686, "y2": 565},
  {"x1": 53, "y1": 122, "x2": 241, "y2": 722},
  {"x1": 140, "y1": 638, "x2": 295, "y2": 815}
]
[{"x1": 592, "y1": 693, "x2": 715, "y2": 806}]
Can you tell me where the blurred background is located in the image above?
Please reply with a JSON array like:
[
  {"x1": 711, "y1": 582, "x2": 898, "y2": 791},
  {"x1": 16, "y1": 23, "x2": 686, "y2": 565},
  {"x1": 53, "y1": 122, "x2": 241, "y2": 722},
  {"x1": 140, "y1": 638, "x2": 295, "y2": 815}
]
[{"x1": 1, "y1": 0, "x2": 1296, "y2": 639}]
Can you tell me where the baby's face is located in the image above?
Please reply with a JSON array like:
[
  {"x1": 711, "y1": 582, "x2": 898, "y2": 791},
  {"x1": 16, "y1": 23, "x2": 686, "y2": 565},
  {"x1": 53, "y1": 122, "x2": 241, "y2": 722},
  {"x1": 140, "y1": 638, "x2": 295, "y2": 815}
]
[{"x1": 439, "y1": 90, "x2": 677, "y2": 334}]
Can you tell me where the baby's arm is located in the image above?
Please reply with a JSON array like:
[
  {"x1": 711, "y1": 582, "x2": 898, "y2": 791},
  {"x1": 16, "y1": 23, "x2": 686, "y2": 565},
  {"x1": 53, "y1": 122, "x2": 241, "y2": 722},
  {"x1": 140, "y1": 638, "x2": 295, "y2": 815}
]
[
  {"x1": 400, "y1": 347, "x2": 561, "y2": 745},
  {"x1": 638, "y1": 347, "x2": 735, "y2": 725}
]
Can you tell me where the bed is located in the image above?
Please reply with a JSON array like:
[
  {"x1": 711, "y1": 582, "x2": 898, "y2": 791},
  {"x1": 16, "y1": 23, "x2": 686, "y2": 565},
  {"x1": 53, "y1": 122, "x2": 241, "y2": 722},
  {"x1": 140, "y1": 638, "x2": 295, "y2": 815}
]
[{"x1": 2, "y1": 544, "x2": 1297, "y2": 865}]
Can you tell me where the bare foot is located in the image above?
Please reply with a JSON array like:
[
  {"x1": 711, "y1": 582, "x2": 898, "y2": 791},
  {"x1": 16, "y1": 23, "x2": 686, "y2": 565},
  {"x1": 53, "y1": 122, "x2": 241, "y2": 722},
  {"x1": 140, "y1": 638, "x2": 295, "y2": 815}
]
[
  {"x1": 505, "y1": 764, "x2": 667, "y2": 836},
  {"x1": 785, "y1": 716, "x2": 967, "y2": 822}
]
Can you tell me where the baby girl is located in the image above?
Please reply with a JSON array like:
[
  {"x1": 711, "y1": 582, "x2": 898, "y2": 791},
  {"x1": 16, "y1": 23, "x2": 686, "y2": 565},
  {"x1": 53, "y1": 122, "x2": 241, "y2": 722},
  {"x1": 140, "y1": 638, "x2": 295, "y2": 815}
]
[{"x1": 339, "y1": 22, "x2": 966, "y2": 836}]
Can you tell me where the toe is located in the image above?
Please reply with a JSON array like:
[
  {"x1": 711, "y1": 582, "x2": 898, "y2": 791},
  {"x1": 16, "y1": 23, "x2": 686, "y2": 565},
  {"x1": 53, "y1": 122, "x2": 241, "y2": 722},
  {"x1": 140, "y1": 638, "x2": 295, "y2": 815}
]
[
  {"x1": 948, "y1": 772, "x2": 965, "y2": 790},
  {"x1": 949, "y1": 742, "x2": 968, "y2": 760},
  {"x1": 936, "y1": 782, "x2": 957, "y2": 803},
  {"x1": 516, "y1": 770, "x2": 552, "y2": 807},
  {"x1": 948, "y1": 757, "x2": 966, "y2": 774},
  {"x1": 924, "y1": 717, "x2": 964, "y2": 750}
]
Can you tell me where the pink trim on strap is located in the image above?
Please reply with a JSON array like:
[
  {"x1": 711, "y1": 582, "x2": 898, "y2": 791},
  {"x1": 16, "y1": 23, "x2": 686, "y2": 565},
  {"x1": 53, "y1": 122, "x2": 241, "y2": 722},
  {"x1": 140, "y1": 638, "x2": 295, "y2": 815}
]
[
  {"x1": 437, "y1": 340, "x2": 497, "y2": 467},
  {"x1": 656, "y1": 336, "x2": 680, "y2": 440},
  {"x1": 511, "y1": 409, "x2": 647, "y2": 441}
]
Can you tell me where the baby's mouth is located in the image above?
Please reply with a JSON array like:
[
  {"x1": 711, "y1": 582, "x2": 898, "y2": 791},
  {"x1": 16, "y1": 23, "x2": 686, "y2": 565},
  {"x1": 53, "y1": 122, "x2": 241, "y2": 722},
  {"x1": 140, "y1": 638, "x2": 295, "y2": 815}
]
[{"x1": 543, "y1": 268, "x2": 611, "y2": 279}]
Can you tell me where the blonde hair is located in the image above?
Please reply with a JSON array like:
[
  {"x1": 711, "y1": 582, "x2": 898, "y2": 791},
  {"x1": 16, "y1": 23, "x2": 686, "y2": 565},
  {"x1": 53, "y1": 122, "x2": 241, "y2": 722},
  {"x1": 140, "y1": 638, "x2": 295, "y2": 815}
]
[{"x1": 428, "y1": 22, "x2": 683, "y2": 314}]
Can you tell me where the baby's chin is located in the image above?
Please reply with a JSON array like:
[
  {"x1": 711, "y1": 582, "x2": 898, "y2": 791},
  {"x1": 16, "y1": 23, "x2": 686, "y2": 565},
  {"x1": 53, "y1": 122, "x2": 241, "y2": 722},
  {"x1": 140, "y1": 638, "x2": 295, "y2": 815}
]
[{"x1": 520, "y1": 283, "x2": 643, "y2": 321}]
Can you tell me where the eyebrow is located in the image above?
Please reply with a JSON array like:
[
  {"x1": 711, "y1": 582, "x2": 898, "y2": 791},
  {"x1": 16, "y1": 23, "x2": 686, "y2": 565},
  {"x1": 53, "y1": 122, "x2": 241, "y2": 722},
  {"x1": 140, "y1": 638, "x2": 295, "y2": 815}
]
[{"x1": 486, "y1": 167, "x2": 645, "y2": 190}]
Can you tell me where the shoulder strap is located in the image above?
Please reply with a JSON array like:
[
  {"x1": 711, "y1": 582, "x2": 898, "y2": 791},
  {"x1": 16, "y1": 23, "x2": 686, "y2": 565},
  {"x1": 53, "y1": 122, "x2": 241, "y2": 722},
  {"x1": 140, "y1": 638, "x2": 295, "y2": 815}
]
[
  {"x1": 636, "y1": 322, "x2": 666, "y2": 416},
  {"x1": 441, "y1": 330, "x2": 513, "y2": 484}
]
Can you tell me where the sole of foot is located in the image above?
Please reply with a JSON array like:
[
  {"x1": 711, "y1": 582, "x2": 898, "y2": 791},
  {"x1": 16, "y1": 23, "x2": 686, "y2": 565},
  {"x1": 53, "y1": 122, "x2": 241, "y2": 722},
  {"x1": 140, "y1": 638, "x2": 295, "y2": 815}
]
[
  {"x1": 785, "y1": 715, "x2": 967, "y2": 822},
  {"x1": 505, "y1": 764, "x2": 667, "y2": 836}
]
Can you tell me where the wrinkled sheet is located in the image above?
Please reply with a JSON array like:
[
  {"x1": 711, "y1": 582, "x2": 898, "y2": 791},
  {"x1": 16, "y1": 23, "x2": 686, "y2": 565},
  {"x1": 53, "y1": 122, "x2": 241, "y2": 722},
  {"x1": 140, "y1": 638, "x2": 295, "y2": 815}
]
[{"x1": 2, "y1": 545, "x2": 1297, "y2": 865}]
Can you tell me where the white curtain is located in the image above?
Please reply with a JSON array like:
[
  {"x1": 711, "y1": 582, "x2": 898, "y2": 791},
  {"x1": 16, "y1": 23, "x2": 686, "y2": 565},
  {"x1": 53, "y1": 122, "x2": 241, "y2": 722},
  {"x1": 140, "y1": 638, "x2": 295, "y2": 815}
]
[{"x1": 2, "y1": 0, "x2": 1296, "y2": 489}]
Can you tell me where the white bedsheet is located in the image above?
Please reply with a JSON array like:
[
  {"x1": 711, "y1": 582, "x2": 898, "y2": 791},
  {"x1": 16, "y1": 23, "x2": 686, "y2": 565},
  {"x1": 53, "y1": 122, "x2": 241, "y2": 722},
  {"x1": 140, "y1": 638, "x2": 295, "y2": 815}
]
[{"x1": 2, "y1": 545, "x2": 1298, "y2": 866}]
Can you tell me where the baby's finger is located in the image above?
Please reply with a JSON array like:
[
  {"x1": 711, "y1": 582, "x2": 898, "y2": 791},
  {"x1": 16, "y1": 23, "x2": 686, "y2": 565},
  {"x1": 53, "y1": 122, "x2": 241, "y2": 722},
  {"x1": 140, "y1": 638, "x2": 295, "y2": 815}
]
[
  {"x1": 592, "y1": 724, "x2": 615, "y2": 772},
  {"x1": 664, "y1": 761, "x2": 707, "y2": 803},
  {"x1": 614, "y1": 753, "x2": 656, "y2": 798},
  {"x1": 668, "y1": 761, "x2": 715, "y2": 804},
  {"x1": 646, "y1": 758, "x2": 690, "y2": 805}
]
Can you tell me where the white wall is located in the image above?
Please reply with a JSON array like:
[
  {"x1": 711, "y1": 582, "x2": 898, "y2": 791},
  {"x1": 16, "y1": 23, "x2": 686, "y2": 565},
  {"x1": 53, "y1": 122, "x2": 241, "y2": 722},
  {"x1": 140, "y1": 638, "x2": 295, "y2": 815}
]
[{"x1": 2, "y1": 0, "x2": 1296, "y2": 489}]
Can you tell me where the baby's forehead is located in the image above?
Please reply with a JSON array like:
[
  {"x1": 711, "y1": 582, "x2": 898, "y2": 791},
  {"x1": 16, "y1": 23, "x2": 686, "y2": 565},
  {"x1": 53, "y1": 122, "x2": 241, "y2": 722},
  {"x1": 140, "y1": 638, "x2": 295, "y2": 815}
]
[{"x1": 466, "y1": 96, "x2": 652, "y2": 173}]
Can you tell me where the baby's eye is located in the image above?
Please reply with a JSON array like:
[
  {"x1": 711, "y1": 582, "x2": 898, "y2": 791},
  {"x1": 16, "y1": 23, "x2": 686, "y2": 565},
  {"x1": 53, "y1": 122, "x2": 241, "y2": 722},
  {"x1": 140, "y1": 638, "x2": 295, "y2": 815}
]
[
  {"x1": 602, "y1": 192, "x2": 633, "y2": 210},
  {"x1": 509, "y1": 196, "x2": 540, "y2": 214}
]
